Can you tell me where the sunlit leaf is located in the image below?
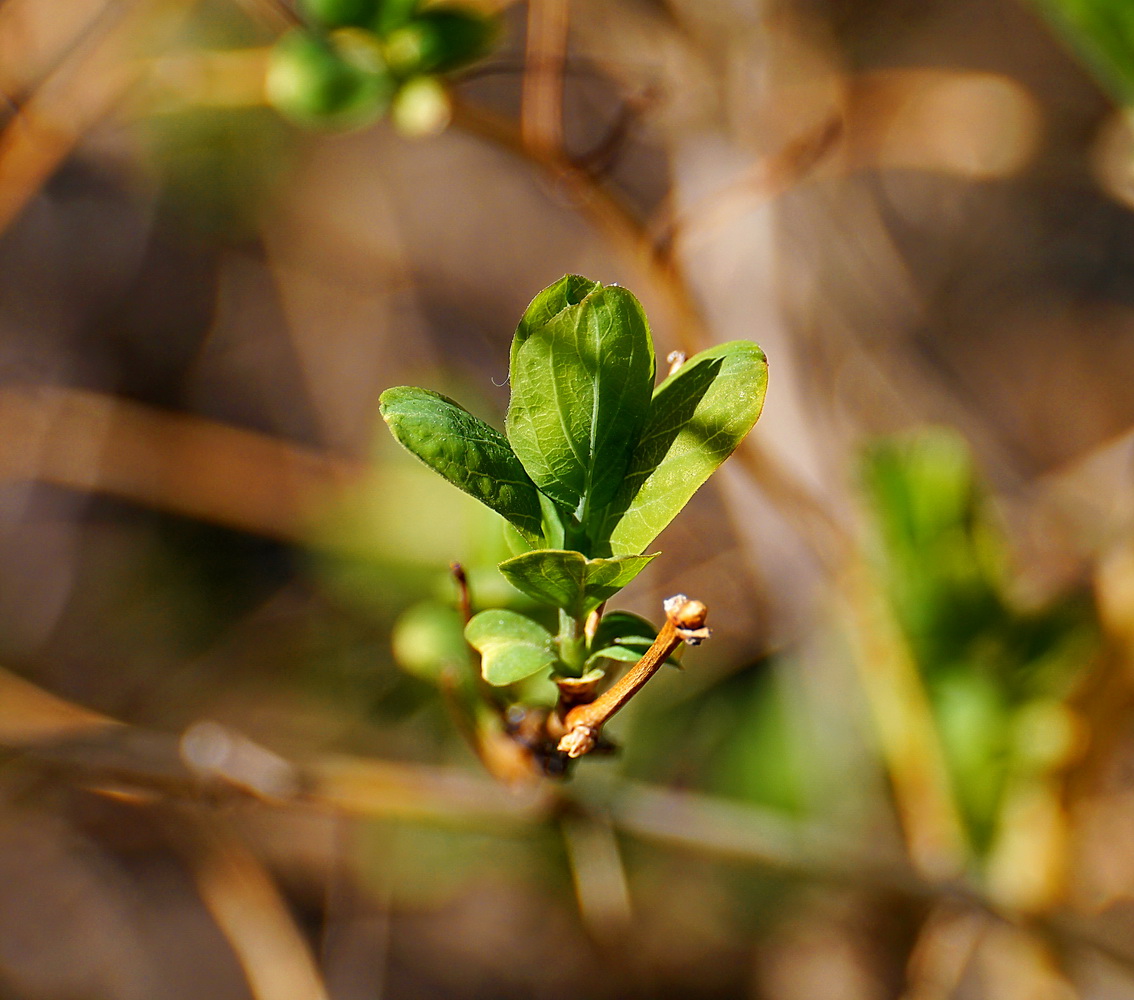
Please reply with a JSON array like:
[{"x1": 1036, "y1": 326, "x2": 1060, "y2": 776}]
[
  {"x1": 380, "y1": 386, "x2": 544, "y2": 543},
  {"x1": 465, "y1": 608, "x2": 557, "y2": 685},
  {"x1": 596, "y1": 340, "x2": 768, "y2": 556},
  {"x1": 497, "y1": 549, "x2": 656, "y2": 617},
  {"x1": 506, "y1": 277, "x2": 656, "y2": 520}
]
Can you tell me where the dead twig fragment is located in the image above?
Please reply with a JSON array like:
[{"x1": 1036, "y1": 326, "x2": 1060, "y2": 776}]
[
  {"x1": 557, "y1": 595, "x2": 709, "y2": 758},
  {"x1": 450, "y1": 561, "x2": 472, "y2": 626}
]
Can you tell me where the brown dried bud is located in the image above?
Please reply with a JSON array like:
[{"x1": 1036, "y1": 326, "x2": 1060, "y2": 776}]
[
  {"x1": 558, "y1": 726, "x2": 598, "y2": 759},
  {"x1": 668, "y1": 597, "x2": 708, "y2": 630}
]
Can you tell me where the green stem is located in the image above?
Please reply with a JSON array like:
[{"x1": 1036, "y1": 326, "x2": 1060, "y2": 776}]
[{"x1": 557, "y1": 607, "x2": 587, "y2": 676}]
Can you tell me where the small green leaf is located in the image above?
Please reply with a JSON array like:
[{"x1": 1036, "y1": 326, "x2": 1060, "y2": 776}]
[
  {"x1": 538, "y1": 491, "x2": 570, "y2": 550},
  {"x1": 506, "y1": 278, "x2": 656, "y2": 521},
  {"x1": 497, "y1": 549, "x2": 656, "y2": 617},
  {"x1": 586, "y1": 610, "x2": 679, "y2": 669},
  {"x1": 596, "y1": 340, "x2": 767, "y2": 556},
  {"x1": 590, "y1": 610, "x2": 658, "y2": 651},
  {"x1": 585, "y1": 644, "x2": 642, "y2": 668},
  {"x1": 380, "y1": 386, "x2": 544, "y2": 543},
  {"x1": 581, "y1": 554, "x2": 657, "y2": 611},
  {"x1": 465, "y1": 609, "x2": 558, "y2": 685},
  {"x1": 502, "y1": 521, "x2": 534, "y2": 557},
  {"x1": 516, "y1": 274, "x2": 599, "y2": 338}
]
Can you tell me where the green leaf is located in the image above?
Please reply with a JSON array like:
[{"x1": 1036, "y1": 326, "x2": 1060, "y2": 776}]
[
  {"x1": 502, "y1": 521, "x2": 534, "y2": 557},
  {"x1": 380, "y1": 386, "x2": 544, "y2": 543},
  {"x1": 516, "y1": 274, "x2": 599, "y2": 338},
  {"x1": 465, "y1": 609, "x2": 558, "y2": 685},
  {"x1": 595, "y1": 340, "x2": 768, "y2": 556},
  {"x1": 497, "y1": 549, "x2": 657, "y2": 617},
  {"x1": 591, "y1": 610, "x2": 658, "y2": 652},
  {"x1": 585, "y1": 644, "x2": 642, "y2": 666},
  {"x1": 506, "y1": 277, "x2": 656, "y2": 521},
  {"x1": 586, "y1": 610, "x2": 679, "y2": 669}
]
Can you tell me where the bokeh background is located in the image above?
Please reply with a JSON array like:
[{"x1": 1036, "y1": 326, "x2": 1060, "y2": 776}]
[{"x1": 5, "y1": 0, "x2": 1134, "y2": 997}]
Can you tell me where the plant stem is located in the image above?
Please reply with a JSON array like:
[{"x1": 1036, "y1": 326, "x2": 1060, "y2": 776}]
[
  {"x1": 557, "y1": 607, "x2": 587, "y2": 676},
  {"x1": 557, "y1": 596, "x2": 709, "y2": 758}
]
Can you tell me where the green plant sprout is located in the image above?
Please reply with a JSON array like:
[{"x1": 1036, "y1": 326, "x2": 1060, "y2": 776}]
[{"x1": 380, "y1": 275, "x2": 767, "y2": 770}]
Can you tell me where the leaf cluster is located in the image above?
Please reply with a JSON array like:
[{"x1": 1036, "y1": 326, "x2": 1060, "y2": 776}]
[
  {"x1": 861, "y1": 428, "x2": 1097, "y2": 853},
  {"x1": 381, "y1": 275, "x2": 767, "y2": 688}
]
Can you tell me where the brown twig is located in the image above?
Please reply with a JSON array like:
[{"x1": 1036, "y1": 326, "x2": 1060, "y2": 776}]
[
  {"x1": 521, "y1": 0, "x2": 569, "y2": 156},
  {"x1": 450, "y1": 561, "x2": 472, "y2": 626},
  {"x1": 557, "y1": 595, "x2": 709, "y2": 758},
  {"x1": 0, "y1": 385, "x2": 359, "y2": 543}
]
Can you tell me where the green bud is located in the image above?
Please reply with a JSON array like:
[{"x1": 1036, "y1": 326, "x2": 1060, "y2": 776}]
[
  {"x1": 266, "y1": 27, "x2": 394, "y2": 130},
  {"x1": 384, "y1": 7, "x2": 498, "y2": 77},
  {"x1": 391, "y1": 75, "x2": 451, "y2": 136}
]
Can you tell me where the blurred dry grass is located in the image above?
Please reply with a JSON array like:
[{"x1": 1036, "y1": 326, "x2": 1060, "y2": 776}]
[{"x1": 5, "y1": 0, "x2": 1134, "y2": 998}]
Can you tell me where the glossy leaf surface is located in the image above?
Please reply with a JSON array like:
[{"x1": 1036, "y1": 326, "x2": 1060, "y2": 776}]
[
  {"x1": 380, "y1": 386, "x2": 544, "y2": 543},
  {"x1": 596, "y1": 341, "x2": 768, "y2": 556},
  {"x1": 506, "y1": 277, "x2": 655, "y2": 518},
  {"x1": 498, "y1": 549, "x2": 657, "y2": 617}
]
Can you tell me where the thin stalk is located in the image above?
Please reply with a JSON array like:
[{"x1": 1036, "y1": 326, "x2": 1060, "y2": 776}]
[
  {"x1": 557, "y1": 607, "x2": 587, "y2": 676},
  {"x1": 558, "y1": 596, "x2": 708, "y2": 758}
]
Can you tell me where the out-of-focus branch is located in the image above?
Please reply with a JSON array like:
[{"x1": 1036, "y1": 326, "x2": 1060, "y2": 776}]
[
  {"x1": 0, "y1": 0, "x2": 124, "y2": 107},
  {"x1": 839, "y1": 563, "x2": 969, "y2": 880},
  {"x1": 653, "y1": 115, "x2": 844, "y2": 259},
  {"x1": 521, "y1": 0, "x2": 569, "y2": 156},
  {"x1": 7, "y1": 664, "x2": 1134, "y2": 976},
  {"x1": 0, "y1": 385, "x2": 361, "y2": 542},
  {"x1": 0, "y1": 0, "x2": 206, "y2": 237},
  {"x1": 178, "y1": 813, "x2": 332, "y2": 1000},
  {"x1": 0, "y1": 665, "x2": 119, "y2": 746}
]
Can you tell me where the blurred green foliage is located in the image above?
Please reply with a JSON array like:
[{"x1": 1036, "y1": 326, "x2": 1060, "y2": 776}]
[
  {"x1": 1035, "y1": 0, "x2": 1134, "y2": 104},
  {"x1": 861, "y1": 428, "x2": 1096, "y2": 853},
  {"x1": 142, "y1": 106, "x2": 294, "y2": 237},
  {"x1": 268, "y1": 0, "x2": 499, "y2": 132},
  {"x1": 381, "y1": 276, "x2": 766, "y2": 704}
]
